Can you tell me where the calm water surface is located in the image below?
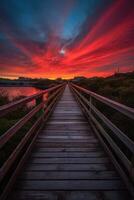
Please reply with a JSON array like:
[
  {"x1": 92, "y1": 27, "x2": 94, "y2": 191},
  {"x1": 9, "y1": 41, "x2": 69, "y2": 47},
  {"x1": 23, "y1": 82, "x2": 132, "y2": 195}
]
[
  {"x1": 0, "y1": 87, "x2": 46, "y2": 107},
  {"x1": 0, "y1": 87, "x2": 43, "y2": 100}
]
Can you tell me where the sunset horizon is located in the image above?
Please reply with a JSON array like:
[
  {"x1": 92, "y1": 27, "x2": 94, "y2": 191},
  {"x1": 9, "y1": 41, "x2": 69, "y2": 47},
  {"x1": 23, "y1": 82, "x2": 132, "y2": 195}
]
[
  {"x1": 0, "y1": 0, "x2": 133, "y2": 79},
  {"x1": 0, "y1": 70, "x2": 133, "y2": 81}
]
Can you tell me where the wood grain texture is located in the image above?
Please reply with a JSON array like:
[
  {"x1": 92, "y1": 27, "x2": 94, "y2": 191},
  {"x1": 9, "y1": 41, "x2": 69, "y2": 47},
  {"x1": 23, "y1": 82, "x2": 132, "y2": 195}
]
[
  {"x1": 10, "y1": 190, "x2": 129, "y2": 200},
  {"x1": 9, "y1": 85, "x2": 129, "y2": 200}
]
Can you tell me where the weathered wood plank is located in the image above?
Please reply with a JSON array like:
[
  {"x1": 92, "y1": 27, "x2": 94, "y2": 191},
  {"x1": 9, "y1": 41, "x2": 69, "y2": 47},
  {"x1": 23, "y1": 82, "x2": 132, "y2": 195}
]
[
  {"x1": 49, "y1": 118, "x2": 86, "y2": 121},
  {"x1": 36, "y1": 139, "x2": 98, "y2": 143},
  {"x1": 44, "y1": 127, "x2": 91, "y2": 132},
  {"x1": 46, "y1": 121, "x2": 88, "y2": 124},
  {"x1": 43, "y1": 128, "x2": 91, "y2": 132},
  {"x1": 29, "y1": 157, "x2": 109, "y2": 164},
  {"x1": 34, "y1": 147, "x2": 102, "y2": 152},
  {"x1": 9, "y1": 190, "x2": 129, "y2": 200},
  {"x1": 37, "y1": 135, "x2": 95, "y2": 139},
  {"x1": 31, "y1": 152, "x2": 105, "y2": 158},
  {"x1": 39, "y1": 134, "x2": 93, "y2": 137},
  {"x1": 35, "y1": 142, "x2": 100, "y2": 148},
  {"x1": 19, "y1": 171, "x2": 119, "y2": 180},
  {"x1": 25, "y1": 163, "x2": 114, "y2": 171},
  {"x1": 53, "y1": 111, "x2": 82, "y2": 114},
  {"x1": 51, "y1": 113, "x2": 84, "y2": 117},
  {"x1": 40, "y1": 130, "x2": 92, "y2": 135},
  {"x1": 43, "y1": 123, "x2": 92, "y2": 128},
  {"x1": 15, "y1": 180, "x2": 125, "y2": 190}
]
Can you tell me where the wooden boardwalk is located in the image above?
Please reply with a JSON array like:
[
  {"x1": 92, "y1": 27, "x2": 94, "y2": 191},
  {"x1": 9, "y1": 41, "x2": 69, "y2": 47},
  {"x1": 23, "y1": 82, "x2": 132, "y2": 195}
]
[{"x1": 10, "y1": 85, "x2": 129, "y2": 200}]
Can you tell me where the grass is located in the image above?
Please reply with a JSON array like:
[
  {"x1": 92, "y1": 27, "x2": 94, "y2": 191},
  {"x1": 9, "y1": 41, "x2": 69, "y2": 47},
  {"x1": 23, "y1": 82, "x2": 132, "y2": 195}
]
[
  {"x1": 73, "y1": 72, "x2": 134, "y2": 141},
  {"x1": 0, "y1": 94, "x2": 42, "y2": 167}
]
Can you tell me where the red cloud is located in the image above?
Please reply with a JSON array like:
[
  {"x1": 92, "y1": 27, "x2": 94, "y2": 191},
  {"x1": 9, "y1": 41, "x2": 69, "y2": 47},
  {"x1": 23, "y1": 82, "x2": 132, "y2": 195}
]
[{"x1": 0, "y1": 0, "x2": 133, "y2": 79}]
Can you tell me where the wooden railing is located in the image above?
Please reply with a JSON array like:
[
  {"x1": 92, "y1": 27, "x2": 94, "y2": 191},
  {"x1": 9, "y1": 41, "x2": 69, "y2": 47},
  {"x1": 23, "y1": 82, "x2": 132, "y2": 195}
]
[
  {"x1": 0, "y1": 83, "x2": 65, "y2": 200},
  {"x1": 70, "y1": 82, "x2": 134, "y2": 196}
]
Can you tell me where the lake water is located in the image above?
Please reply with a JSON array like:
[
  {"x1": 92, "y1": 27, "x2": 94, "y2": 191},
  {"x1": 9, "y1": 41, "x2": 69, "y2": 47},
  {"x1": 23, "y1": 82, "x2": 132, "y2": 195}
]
[
  {"x1": 0, "y1": 87, "x2": 46, "y2": 107},
  {"x1": 0, "y1": 87, "x2": 43, "y2": 101}
]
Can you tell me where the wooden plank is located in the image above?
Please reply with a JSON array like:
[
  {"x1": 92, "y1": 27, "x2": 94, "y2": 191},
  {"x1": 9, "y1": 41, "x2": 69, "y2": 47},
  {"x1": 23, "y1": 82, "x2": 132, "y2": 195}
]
[
  {"x1": 31, "y1": 152, "x2": 105, "y2": 158},
  {"x1": 50, "y1": 118, "x2": 86, "y2": 121},
  {"x1": 37, "y1": 136, "x2": 95, "y2": 139},
  {"x1": 45, "y1": 123, "x2": 90, "y2": 128},
  {"x1": 51, "y1": 113, "x2": 83, "y2": 117},
  {"x1": 54, "y1": 110, "x2": 81, "y2": 112},
  {"x1": 19, "y1": 171, "x2": 119, "y2": 180},
  {"x1": 25, "y1": 163, "x2": 114, "y2": 171},
  {"x1": 41, "y1": 128, "x2": 92, "y2": 132},
  {"x1": 29, "y1": 157, "x2": 109, "y2": 164},
  {"x1": 36, "y1": 139, "x2": 98, "y2": 143},
  {"x1": 35, "y1": 142, "x2": 100, "y2": 148},
  {"x1": 15, "y1": 180, "x2": 125, "y2": 190},
  {"x1": 40, "y1": 129, "x2": 92, "y2": 132},
  {"x1": 34, "y1": 147, "x2": 102, "y2": 152},
  {"x1": 39, "y1": 132, "x2": 93, "y2": 135},
  {"x1": 46, "y1": 121, "x2": 88, "y2": 124},
  {"x1": 43, "y1": 127, "x2": 91, "y2": 131},
  {"x1": 9, "y1": 190, "x2": 129, "y2": 200},
  {"x1": 39, "y1": 133, "x2": 92, "y2": 137},
  {"x1": 53, "y1": 111, "x2": 82, "y2": 114},
  {"x1": 41, "y1": 129, "x2": 92, "y2": 133},
  {"x1": 10, "y1": 191, "x2": 58, "y2": 200},
  {"x1": 40, "y1": 130, "x2": 92, "y2": 134},
  {"x1": 55, "y1": 106, "x2": 80, "y2": 108}
]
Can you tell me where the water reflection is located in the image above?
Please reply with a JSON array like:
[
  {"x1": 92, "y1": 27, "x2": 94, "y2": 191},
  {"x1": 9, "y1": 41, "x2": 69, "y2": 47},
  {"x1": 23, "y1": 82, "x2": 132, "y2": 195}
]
[
  {"x1": 0, "y1": 87, "x2": 48, "y2": 107},
  {"x1": 0, "y1": 87, "x2": 43, "y2": 100}
]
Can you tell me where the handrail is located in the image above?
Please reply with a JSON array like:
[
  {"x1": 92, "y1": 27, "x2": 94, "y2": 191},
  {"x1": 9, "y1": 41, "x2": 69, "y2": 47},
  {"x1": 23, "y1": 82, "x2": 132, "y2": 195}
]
[
  {"x1": 0, "y1": 83, "x2": 65, "y2": 200},
  {"x1": 0, "y1": 84, "x2": 64, "y2": 149},
  {"x1": 0, "y1": 115, "x2": 42, "y2": 182},
  {"x1": 71, "y1": 82, "x2": 134, "y2": 119},
  {"x1": 70, "y1": 82, "x2": 134, "y2": 196},
  {"x1": 0, "y1": 103, "x2": 43, "y2": 149},
  {"x1": 72, "y1": 87, "x2": 131, "y2": 169},
  {"x1": 71, "y1": 86, "x2": 134, "y2": 154}
]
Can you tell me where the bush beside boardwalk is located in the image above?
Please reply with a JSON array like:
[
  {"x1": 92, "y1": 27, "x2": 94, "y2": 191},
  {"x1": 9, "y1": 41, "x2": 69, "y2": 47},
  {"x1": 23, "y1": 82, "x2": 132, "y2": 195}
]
[
  {"x1": 72, "y1": 71, "x2": 134, "y2": 108},
  {"x1": 0, "y1": 95, "x2": 36, "y2": 166}
]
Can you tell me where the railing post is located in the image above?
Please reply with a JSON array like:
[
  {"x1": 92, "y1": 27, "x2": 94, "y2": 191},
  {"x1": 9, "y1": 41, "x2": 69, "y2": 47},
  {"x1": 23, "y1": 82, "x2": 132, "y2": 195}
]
[
  {"x1": 89, "y1": 96, "x2": 92, "y2": 114},
  {"x1": 36, "y1": 95, "x2": 43, "y2": 105},
  {"x1": 36, "y1": 95, "x2": 44, "y2": 116},
  {"x1": 131, "y1": 155, "x2": 134, "y2": 182}
]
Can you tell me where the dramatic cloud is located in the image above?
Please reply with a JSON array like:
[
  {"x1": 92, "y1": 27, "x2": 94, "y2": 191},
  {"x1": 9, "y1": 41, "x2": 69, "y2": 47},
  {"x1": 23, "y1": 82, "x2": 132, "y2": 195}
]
[{"x1": 0, "y1": 0, "x2": 133, "y2": 79}]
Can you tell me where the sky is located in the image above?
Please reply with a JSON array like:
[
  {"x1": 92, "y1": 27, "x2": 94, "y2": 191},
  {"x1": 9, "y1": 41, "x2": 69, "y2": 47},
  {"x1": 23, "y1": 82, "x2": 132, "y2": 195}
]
[{"x1": 0, "y1": 0, "x2": 134, "y2": 79}]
